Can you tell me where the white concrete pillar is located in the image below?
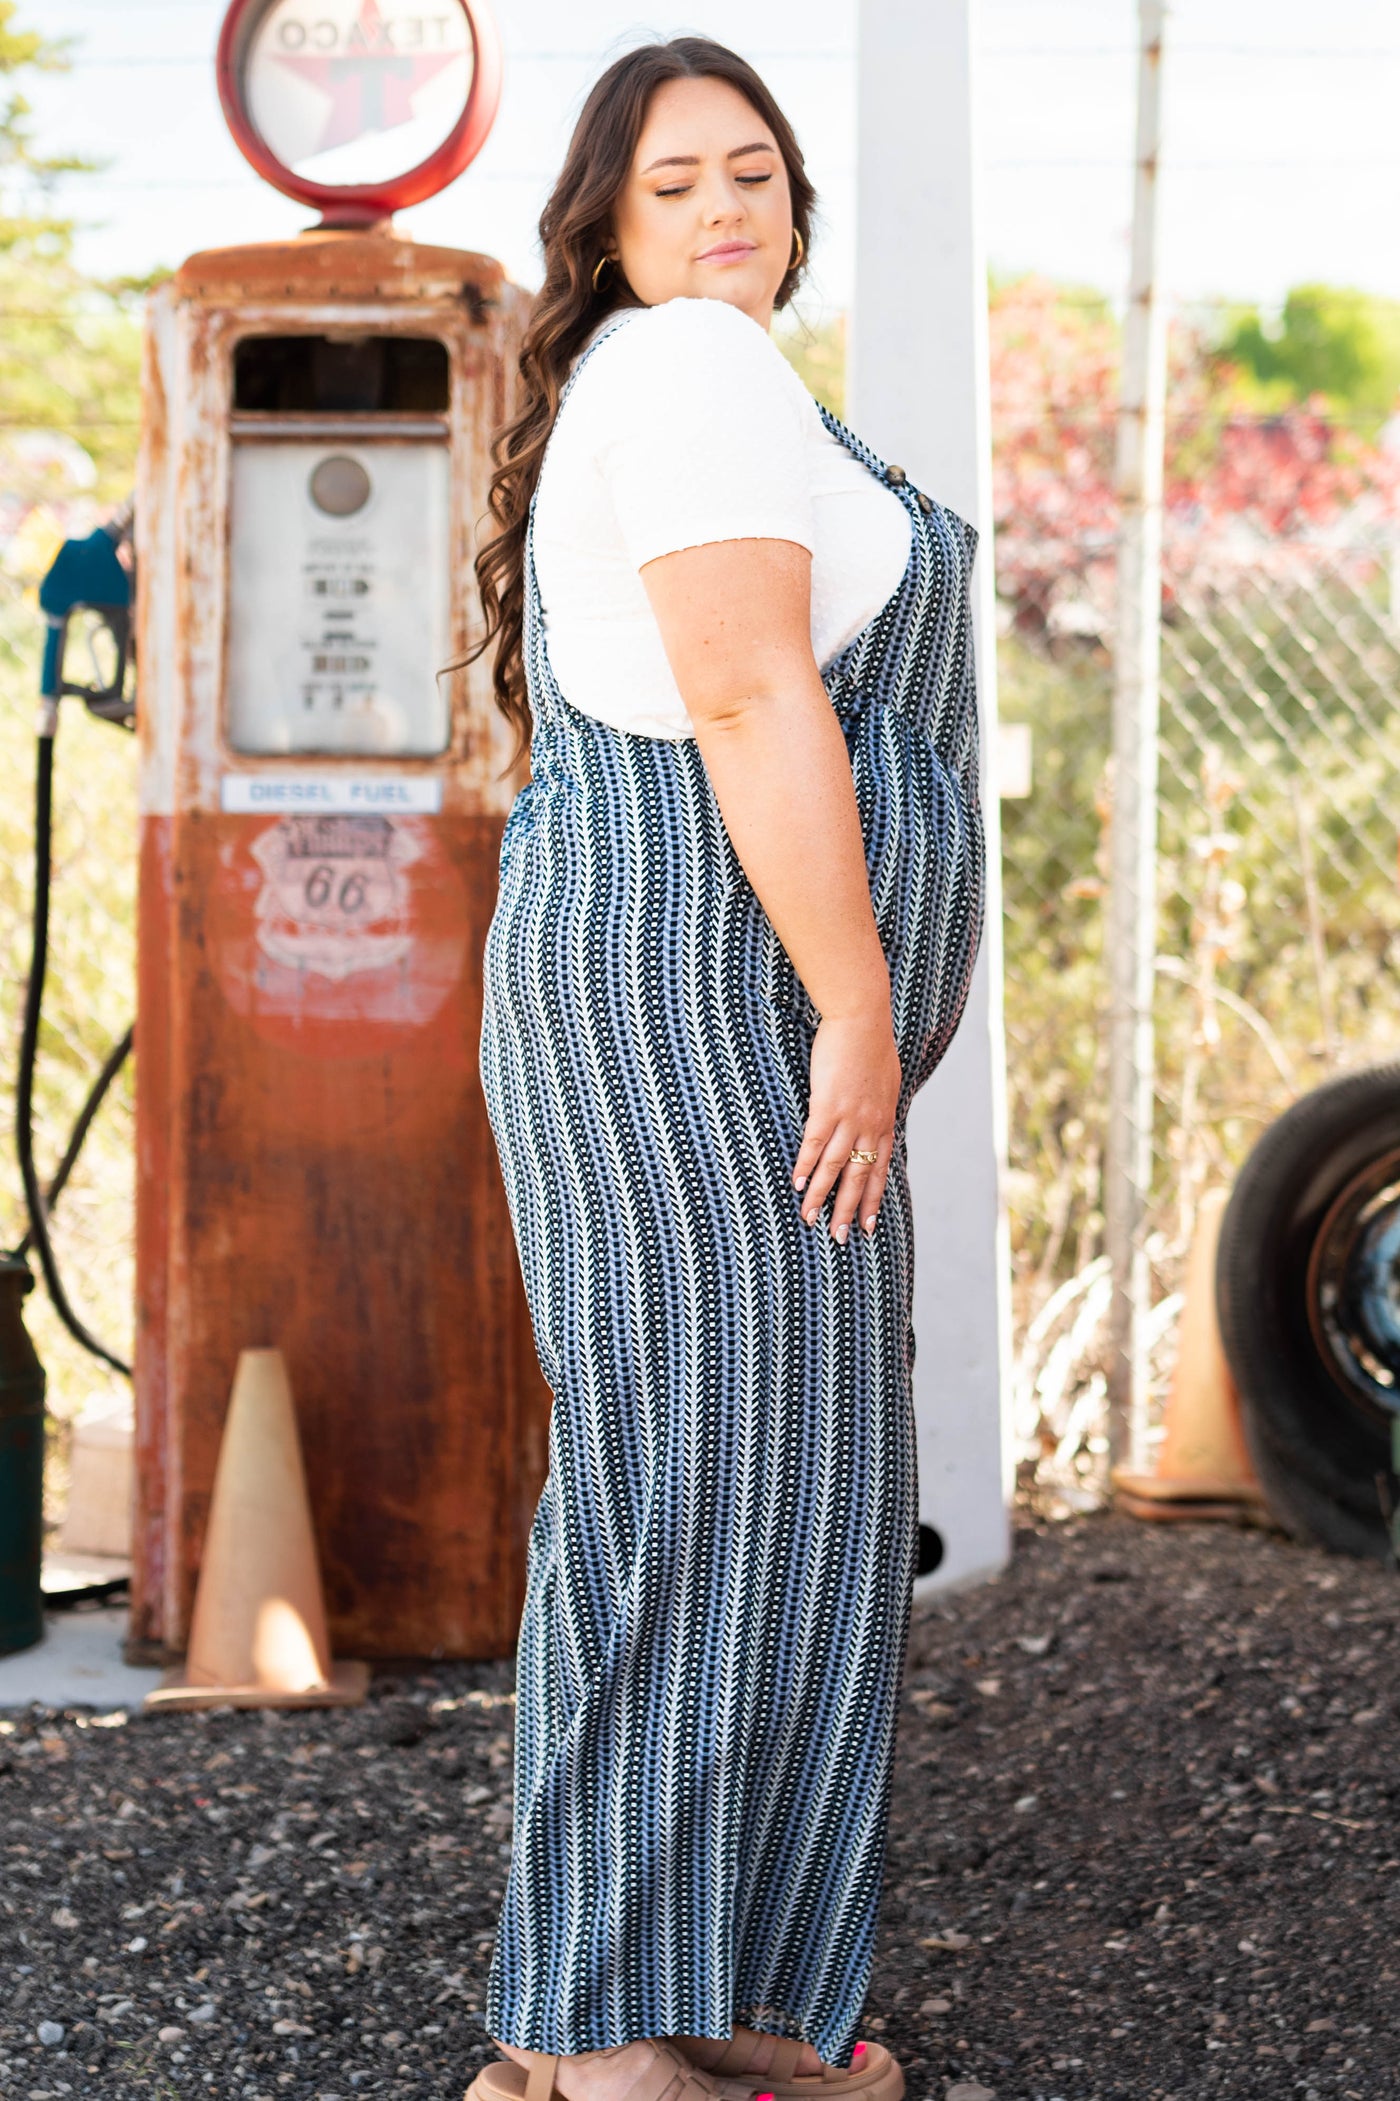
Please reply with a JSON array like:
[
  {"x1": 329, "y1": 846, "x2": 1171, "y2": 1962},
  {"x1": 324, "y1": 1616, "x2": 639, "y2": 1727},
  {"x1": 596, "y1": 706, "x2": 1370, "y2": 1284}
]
[{"x1": 851, "y1": 0, "x2": 1013, "y2": 1593}]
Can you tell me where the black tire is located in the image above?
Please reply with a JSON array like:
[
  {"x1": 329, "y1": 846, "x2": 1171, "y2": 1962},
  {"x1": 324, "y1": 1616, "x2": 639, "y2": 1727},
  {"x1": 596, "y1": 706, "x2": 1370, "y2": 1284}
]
[{"x1": 1215, "y1": 1063, "x2": 1400, "y2": 1563}]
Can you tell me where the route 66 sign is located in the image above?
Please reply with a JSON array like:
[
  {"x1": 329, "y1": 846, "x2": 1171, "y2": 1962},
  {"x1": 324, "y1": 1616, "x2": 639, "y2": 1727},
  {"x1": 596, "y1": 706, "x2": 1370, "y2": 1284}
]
[
  {"x1": 217, "y1": 0, "x2": 502, "y2": 222},
  {"x1": 252, "y1": 812, "x2": 420, "y2": 980}
]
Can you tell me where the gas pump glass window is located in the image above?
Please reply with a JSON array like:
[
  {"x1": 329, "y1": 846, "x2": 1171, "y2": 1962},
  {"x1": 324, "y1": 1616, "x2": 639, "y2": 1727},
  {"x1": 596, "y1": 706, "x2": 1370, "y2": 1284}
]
[
  {"x1": 226, "y1": 333, "x2": 452, "y2": 757},
  {"x1": 244, "y1": 0, "x2": 475, "y2": 188}
]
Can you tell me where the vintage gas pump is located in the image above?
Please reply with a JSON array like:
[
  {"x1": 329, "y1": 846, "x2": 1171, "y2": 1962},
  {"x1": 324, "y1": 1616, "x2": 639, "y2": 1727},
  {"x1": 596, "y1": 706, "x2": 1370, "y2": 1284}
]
[{"x1": 128, "y1": 0, "x2": 541, "y2": 1663}]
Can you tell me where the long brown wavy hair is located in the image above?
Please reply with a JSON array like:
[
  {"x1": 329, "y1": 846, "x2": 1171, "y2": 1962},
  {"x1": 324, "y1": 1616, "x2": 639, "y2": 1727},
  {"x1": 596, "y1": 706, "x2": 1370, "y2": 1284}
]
[{"x1": 452, "y1": 36, "x2": 818, "y2": 780}]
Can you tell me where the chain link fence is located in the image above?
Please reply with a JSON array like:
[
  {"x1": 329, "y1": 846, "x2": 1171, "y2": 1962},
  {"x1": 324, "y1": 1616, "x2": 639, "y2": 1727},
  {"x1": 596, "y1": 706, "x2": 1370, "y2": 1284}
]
[{"x1": 1002, "y1": 480, "x2": 1400, "y2": 1505}]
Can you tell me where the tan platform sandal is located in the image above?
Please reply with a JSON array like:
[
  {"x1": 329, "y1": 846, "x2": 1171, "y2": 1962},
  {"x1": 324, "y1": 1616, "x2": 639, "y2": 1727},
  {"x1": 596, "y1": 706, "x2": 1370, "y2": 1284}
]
[
  {"x1": 466, "y1": 2037, "x2": 771, "y2": 2101},
  {"x1": 669, "y1": 2033, "x2": 903, "y2": 2101}
]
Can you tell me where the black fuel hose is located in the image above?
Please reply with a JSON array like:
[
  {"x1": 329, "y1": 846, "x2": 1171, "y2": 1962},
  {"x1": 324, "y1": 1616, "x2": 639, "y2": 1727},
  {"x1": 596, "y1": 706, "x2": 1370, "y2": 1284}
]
[
  {"x1": 12, "y1": 1021, "x2": 133, "y2": 1266},
  {"x1": 10, "y1": 728, "x2": 133, "y2": 1377}
]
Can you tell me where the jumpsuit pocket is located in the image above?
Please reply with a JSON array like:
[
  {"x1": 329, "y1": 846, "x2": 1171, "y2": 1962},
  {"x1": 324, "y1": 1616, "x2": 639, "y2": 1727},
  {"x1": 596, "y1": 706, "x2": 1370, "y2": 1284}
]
[
  {"x1": 734, "y1": 900, "x2": 839, "y2": 1034},
  {"x1": 758, "y1": 925, "x2": 822, "y2": 1022}
]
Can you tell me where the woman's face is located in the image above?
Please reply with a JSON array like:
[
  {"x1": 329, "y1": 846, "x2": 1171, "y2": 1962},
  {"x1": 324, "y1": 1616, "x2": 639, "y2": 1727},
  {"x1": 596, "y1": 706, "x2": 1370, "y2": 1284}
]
[{"x1": 608, "y1": 75, "x2": 795, "y2": 329}]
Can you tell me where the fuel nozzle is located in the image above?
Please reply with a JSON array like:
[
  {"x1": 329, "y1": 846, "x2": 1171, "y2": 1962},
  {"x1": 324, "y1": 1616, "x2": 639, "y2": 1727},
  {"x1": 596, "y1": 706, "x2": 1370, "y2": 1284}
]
[{"x1": 38, "y1": 500, "x2": 135, "y2": 732}]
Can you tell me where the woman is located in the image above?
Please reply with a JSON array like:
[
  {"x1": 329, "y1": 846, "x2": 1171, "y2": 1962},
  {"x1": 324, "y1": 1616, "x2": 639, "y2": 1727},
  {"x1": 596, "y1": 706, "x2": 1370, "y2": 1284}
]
[{"x1": 466, "y1": 35, "x2": 984, "y2": 2101}]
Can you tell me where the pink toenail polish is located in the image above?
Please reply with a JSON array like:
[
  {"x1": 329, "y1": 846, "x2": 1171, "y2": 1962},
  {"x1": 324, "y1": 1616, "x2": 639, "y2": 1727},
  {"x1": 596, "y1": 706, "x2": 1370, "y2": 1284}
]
[{"x1": 853, "y1": 2044, "x2": 866, "y2": 2057}]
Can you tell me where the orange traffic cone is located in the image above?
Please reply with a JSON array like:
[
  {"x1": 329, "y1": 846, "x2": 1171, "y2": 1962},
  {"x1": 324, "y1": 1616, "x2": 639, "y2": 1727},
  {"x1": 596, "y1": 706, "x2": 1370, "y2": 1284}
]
[
  {"x1": 1112, "y1": 1185, "x2": 1267, "y2": 1522},
  {"x1": 144, "y1": 1349, "x2": 369, "y2": 1711}
]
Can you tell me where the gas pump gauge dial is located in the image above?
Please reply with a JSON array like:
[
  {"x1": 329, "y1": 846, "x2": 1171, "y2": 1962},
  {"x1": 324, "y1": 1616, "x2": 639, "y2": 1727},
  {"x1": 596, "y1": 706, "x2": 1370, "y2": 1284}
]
[{"x1": 217, "y1": 0, "x2": 502, "y2": 224}]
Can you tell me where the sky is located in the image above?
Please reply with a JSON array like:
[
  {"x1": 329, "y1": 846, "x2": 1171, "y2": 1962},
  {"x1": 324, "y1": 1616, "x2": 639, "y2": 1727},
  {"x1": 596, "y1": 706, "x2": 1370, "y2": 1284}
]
[{"x1": 24, "y1": 0, "x2": 1400, "y2": 324}]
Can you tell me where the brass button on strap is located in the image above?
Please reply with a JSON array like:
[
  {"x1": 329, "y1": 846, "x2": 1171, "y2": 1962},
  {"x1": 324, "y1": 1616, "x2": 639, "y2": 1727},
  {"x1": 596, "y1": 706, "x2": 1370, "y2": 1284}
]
[
  {"x1": 916, "y1": 491, "x2": 935, "y2": 514},
  {"x1": 884, "y1": 463, "x2": 907, "y2": 485}
]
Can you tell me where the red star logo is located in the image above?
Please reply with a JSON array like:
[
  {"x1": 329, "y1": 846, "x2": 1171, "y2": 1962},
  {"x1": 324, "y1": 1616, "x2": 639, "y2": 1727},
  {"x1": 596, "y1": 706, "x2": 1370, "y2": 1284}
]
[{"x1": 273, "y1": 0, "x2": 462, "y2": 158}]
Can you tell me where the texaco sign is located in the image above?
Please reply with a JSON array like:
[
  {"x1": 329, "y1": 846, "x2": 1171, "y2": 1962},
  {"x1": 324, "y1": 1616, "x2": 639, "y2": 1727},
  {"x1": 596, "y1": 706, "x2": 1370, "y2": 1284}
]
[{"x1": 217, "y1": 0, "x2": 502, "y2": 219}]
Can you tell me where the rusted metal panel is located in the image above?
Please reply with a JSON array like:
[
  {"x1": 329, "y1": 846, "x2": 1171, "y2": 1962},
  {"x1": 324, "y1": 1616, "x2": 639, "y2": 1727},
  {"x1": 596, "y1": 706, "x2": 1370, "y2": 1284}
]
[
  {"x1": 173, "y1": 228, "x2": 507, "y2": 308},
  {"x1": 131, "y1": 233, "x2": 544, "y2": 1661},
  {"x1": 142, "y1": 233, "x2": 529, "y2": 822}
]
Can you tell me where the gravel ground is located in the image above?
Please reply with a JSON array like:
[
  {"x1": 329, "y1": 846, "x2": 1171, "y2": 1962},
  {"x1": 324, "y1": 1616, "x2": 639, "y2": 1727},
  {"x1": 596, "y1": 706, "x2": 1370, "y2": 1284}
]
[{"x1": 1, "y1": 1511, "x2": 1396, "y2": 2101}]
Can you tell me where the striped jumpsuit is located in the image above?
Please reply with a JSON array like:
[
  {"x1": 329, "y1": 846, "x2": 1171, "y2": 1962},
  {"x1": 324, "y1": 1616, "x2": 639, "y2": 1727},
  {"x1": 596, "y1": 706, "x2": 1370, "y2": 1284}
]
[{"x1": 479, "y1": 316, "x2": 985, "y2": 2069}]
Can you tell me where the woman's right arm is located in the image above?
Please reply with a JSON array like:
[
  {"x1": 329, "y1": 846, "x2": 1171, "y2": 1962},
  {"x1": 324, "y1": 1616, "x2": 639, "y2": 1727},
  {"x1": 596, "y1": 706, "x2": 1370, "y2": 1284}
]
[
  {"x1": 591, "y1": 297, "x2": 900, "y2": 1241},
  {"x1": 639, "y1": 530, "x2": 901, "y2": 1243}
]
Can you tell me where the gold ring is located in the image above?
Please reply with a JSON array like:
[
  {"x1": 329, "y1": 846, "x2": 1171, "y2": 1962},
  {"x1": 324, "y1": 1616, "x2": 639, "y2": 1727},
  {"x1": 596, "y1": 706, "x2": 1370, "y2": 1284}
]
[{"x1": 849, "y1": 1147, "x2": 878, "y2": 1165}]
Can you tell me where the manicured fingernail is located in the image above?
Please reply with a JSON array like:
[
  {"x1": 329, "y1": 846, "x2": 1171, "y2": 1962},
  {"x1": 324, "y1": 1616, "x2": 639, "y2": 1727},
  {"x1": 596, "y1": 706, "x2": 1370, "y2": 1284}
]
[
  {"x1": 804, "y1": 1209, "x2": 816, "y2": 1225},
  {"x1": 854, "y1": 2044, "x2": 867, "y2": 2058},
  {"x1": 864, "y1": 1214, "x2": 877, "y2": 1233},
  {"x1": 834, "y1": 1222, "x2": 848, "y2": 1244},
  {"x1": 794, "y1": 1174, "x2": 807, "y2": 1191}
]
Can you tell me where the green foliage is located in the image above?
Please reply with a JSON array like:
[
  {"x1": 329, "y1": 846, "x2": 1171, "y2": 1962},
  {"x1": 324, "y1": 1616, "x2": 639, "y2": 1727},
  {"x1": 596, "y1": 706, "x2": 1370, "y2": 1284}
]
[
  {"x1": 998, "y1": 632, "x2": 1112, "y2": 1287},
  {"x1": 0, "y1": 600, "x2": 137, "y2": 1431},
  {"x1": 1, "y1": 8, "x2": 138, "y2": 1436},
  {"x1": 1211, "y1": 283, "x2": 1400, "y2": 441},
  {"x1": 0, "y1": 4, "x2": 142, "y2": 499},
  {"x1": 0, "y1": 260, "x2": 143, "y2": 501},
  {"x1": 0, "y1": 0, "x2": 97, "y2": 262},
  {"x1": 774, "y1": 310, "x2": 845, "y2": 417}
]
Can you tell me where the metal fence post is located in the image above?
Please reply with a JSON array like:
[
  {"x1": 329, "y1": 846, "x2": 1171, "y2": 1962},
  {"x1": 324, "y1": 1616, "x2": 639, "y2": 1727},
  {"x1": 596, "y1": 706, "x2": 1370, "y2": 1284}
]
[{"x1": 1107, "y1": 0, "x2": 1170, "y2": 1472}]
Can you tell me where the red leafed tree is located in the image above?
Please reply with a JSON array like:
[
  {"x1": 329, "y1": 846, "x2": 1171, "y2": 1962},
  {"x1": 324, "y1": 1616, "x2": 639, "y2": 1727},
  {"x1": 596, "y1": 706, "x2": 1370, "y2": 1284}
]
[{"x1": 989, "y1": 272, "x2": 1400, "y2": 640}]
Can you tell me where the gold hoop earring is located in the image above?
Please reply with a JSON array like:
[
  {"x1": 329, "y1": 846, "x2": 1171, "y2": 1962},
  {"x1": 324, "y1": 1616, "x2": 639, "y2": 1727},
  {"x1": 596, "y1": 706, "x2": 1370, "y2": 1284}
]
[
  {"x1": 789, "y1": 228, "x2": 804, "y2": 272},
  {"x1": 591, "y1": 252, "x2": 614, "y2": 292}
]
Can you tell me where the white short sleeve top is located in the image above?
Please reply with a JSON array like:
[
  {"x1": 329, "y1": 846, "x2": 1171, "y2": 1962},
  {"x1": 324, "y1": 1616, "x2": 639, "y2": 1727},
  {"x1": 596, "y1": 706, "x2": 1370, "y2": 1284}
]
[{"x1": 529, "y1": 296, "x2": 913, "y2": 741}]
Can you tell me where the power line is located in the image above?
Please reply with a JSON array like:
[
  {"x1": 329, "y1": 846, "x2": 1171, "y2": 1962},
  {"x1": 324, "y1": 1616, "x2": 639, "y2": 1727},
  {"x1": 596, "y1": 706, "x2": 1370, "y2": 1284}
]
[
  {"x1": 984, "y1": 44, "x2": 1400, "y2": 58},
  {"x1": 42, "y1": 42, "x2": 1400, "y2": 68},
  {"x1": 41, "y1": 47, "x2": 858, "y2": 69},
  {"x1": 989, "y1": 157, "x2": 1400, "y2": 170},
  {"x1": 14, "y1": 171, "x2": 578, "y2": 189},
  {"x1": 27, "y1": 158, "x2": 1400, "y2": 190}
]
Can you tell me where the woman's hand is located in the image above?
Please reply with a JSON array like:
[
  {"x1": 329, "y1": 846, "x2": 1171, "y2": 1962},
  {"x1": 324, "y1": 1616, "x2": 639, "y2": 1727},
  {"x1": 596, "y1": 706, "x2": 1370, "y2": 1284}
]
[{"x1": 793, "y1": 1005, "x2": 902, "y2": 1241}]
